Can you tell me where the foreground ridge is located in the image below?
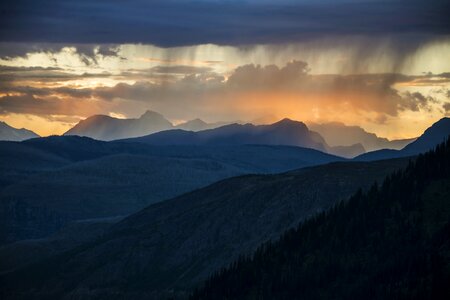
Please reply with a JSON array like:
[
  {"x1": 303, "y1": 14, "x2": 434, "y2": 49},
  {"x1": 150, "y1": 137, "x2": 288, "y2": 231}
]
[{"x1": 192, "y1": 137, "x2": 450, "y2": 300}]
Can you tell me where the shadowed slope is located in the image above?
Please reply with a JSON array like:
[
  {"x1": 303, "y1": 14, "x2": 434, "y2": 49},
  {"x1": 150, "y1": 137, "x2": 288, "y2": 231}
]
[
  {"x1": 191, "y1": 138, "x2": 450, "y2": 300},
  {"x1": 0, "y1": 157, "x2": 408, "y2": 299}
]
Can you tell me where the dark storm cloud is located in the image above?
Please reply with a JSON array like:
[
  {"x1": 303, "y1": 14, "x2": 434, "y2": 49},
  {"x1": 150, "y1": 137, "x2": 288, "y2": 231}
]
[
  {"x1": 227, "y1": 61, "x2": 309, "y2": 89},
  {"x1": 443, "y1": 102, "x2": 450, "y2": 114},
  {"x1": 401, "y1": 92, "x2": 438, "y2": 112},
  {"x1": 0, "y1": 94, "x2": 65, "y2": 115},
  {"x1": 0, "y1": 0, "x2": 448, "y2": 47},
  {"x1": 0, "y1": 42, "x2": 121, "y2": 61},
  {"x1": 0, "y1": 66, "x2": 114, "y2": 82}
]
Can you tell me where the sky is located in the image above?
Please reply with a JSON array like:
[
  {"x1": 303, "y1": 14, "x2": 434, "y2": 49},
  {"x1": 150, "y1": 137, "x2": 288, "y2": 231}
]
[{"x1": 0, "y1": 0, "x2": 449, "y2": 139}]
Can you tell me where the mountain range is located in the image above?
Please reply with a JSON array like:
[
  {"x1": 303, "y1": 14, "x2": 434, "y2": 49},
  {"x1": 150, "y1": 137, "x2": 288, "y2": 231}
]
[
  {"x1": 308, "y1": 121, "x2": 415, "y2": 152},
  {"x1": 0, "y1": 121, "x2": 39, "y2": 141},
  {"x1": 121, "y1": 118, "x2": 329, "y2": 152},
  {"x1": 120, "y1": 118, "x2": 373, "y2": 158},
  {"x1": 124, "y1": 116, "x2": 450, "y2": 159},
  {"x1": 64, "y1": 111, "x2": 225, "y2": 141},
  {"x1": 62, "y1": 110, "x2": 419, "y2": 157}
]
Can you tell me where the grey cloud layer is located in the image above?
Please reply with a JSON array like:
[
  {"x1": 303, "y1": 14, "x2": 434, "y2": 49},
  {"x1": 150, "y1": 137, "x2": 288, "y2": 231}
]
[{"x1": 0, "y1": 0, "x2": 449, "y2": 47}]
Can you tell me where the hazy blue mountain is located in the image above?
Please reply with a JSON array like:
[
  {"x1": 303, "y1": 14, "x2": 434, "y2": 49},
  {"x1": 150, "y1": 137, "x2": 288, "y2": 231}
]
[
  {"x1": 64, "y1": 110, "x2": 173, "y2": 140},
  {"x1": 65, "y1": 112, "x2": 229, "y2": 141},
  {"x1": 356, "y1": 118, "x2": 450, "y2": 161},
  {"x1": 0, "y1": 136, "x2": 343, "y2": 244},
  {"x1": 174, "y1": 119, "x2": 227, "y2": 131},
  {"x1": 122, "y1": 118, "x2": 331, "y2": 153},
  {"x1": 0, "y1": 157, "x2": 409, "y2": 299},
  {"x1": 0, "y1": 121, "x2": 39, "y2": 141},
  {"x1": 309, "y1": 121, "x2": 415, "y2": 152}
]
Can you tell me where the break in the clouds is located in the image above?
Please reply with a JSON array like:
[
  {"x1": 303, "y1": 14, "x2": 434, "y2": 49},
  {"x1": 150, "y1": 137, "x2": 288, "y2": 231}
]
[{"x1": 0, "y1": 0, "x2": 449, "y2": 46}]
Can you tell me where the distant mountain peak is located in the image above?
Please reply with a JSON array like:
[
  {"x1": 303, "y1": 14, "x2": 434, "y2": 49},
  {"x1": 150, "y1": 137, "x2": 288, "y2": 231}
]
[
  {"x1": 65, "y1": 110, "x2": 173, "y2": 140},
  {"x1": 275, "y1": 118, "x2": 296, "y2": 123},
  {"x1": 140, "y1": 110, "x2": 165, "y2": 120},
  {"x1": 86, "y1": 114, "x2": 113, "y2": 121},
  {"x1": 0, "y1": 120, "x2": 39, "y2": 141},
  {"x1": 174, "y1": 118, "x2": 222, "y2": 131},
  {"x1": 181, "y1": 118, "x2": 207, "y2": 126},
  {"x1": 270, "y1": 118, "x2": 308, "y2": 131},
  {"x1": 272, "y1": 118, "x2": 305, "y2": 126},
  {"x1": 191, "y1": 118, "x2": 207, "y2": 124}
]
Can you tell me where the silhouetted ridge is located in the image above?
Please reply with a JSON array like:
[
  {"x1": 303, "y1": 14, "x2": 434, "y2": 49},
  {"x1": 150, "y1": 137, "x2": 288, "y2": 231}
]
[
  {"x1": 403, "y1": 117, "x2": 450, "y2": 153},
  {"x1": 271, "y1": 118, "x2": 307, "y2": 128},
  {"x1": 122, "y1": 118, "x2": 330, "y2": 153},
  {"x1": 191, "y1": 137, "x2": 450, "y2": 300},
  {"x1": 355, "y1": 117, "x2": 450, "y2": 161}
]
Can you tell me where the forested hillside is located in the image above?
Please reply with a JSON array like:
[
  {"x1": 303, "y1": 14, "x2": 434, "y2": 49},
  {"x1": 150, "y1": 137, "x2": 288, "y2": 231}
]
[{"x1": 192, "y1": 138, "x2": 450, "y2": 300}]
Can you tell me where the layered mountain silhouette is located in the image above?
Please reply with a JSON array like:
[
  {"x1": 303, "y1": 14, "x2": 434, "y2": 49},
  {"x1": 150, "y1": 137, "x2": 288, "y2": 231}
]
[
  {"x1": 1, "y1": 118, "x2": 448, "y2": 299},
  {"x1": 309, "y1": 121, "x2": 415, "y2": 152},
  {"x1": 356, "y1": 117, "x2": 450, "y2": 161},
  {"x1": 64, "y1": 110, "x2": 364, "y2": 157},
  {"x1": 63, "y1": 109, "x2": 420, "y2": 157},
  {"x1": 0, "y1": 135, "x2": 343, "y2": 244},
  {"x1": 0, "y1": 157, "x2": 408, "y2": 299},
  {"x1": 122, "y1": 118, "x2": 330, "y2": 151},
  {"x1": 123, "y1": 118, "x2": 371, "y2": 158},
  {"x1": 64, "y1": 111, "x2": 226, "y2": 141},
  {"x1": 0, "y1": 121, "x2": 39, "y2": 141}
]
